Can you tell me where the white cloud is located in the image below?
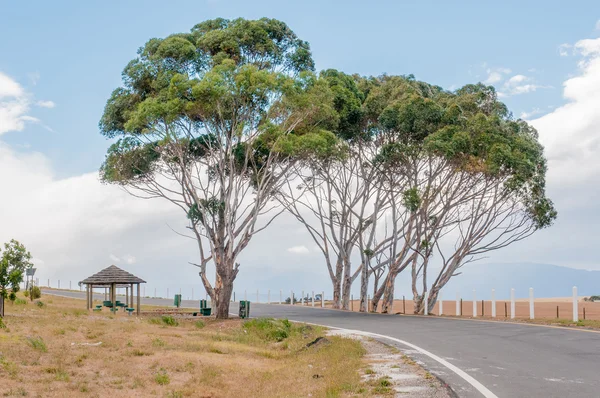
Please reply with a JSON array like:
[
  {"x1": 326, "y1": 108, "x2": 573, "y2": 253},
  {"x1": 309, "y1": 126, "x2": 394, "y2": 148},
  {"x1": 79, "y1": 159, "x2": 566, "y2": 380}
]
[
  {"x1": 520, "y1": 108, "x2": 544, "y2": 120},
  {"x1": 499, "y1": 74, "x2": 550, "y2": 97},
  {"x1": 559, "y1": 43, "x2": 572, "y2": 57},
  {"x1": 36, "y1": 100, "x2": 55, "y2": 109},
  {"x1": 483, "y1": 67, "x2": 511, "y2": 84},
  {"x1": 0, "y1": 72, "x2": 54, "y2": 135},
  {"x1": 532, "y1": 37, "x2": 600, "y2": 184},
  {"x1": 287, "y1": 245, "x2": 310, "y2": 254},
  {"x1": 109, "y1": 254, "x2": 121, "y2": 263}
]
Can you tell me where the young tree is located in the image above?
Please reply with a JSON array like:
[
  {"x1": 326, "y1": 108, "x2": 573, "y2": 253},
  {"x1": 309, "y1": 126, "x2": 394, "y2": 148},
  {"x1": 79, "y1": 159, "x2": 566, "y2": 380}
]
[
  {"x1": 99, "y1": 18, "x2": 337, "y2": 319},
  {"x1": 0, "y1": 240, "x2": 33, "y2": 318}
]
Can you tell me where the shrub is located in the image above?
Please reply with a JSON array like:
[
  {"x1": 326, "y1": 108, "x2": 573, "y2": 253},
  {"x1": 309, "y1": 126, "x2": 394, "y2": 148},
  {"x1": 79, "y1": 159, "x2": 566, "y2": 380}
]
[
  {"x1": 0, "y1": 318, "x2": 6, "y2": 329},
  {"x1": 161, "y1": 316, "x2": 178, "y2": 326},
  {"x1": 31, "y1": 286, "x2": 41, "y2": 300},
  {"x1": 243, "y1": 318, "x2": 293, "y2": 342},
  {"x1": 154, "y1": 368, "x2": 170, "y2": 385},
  {"x1": 35, "y1": 301, "x2": 45, "y2": 308},
  {"x1": 23, "y1": 290, "x2": 29, "y2": 297},
  {"x1": 26, "y1": 336, "x2": 47, "y2": 352},
  {"x1": 194, "y1": 320, "x2": 205, "y2": 329},
  {"x1": 15, "y1": 298, "x2": 27, "y2": 305}
]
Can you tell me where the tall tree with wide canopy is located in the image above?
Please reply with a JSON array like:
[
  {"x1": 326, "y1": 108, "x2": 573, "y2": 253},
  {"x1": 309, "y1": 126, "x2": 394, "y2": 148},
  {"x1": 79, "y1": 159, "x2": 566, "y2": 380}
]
[{"x1": 98, "y1": 18, "x2": 338, "y2": 318}]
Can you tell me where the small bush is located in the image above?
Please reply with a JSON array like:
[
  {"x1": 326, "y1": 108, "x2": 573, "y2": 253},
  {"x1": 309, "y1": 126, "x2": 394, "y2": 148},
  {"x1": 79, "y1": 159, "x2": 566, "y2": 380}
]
[
  {"x1": 161, "y1": 316, "x2": 178, "y2": 326},
  {"x1": 26, "y1": 336, "x2": 47, "y2": 352},
  {"x1": 154, "y1": 368, "x2": 170, "y2": 385},
  {"x1": 0, "y1": 318, "x2": 6, "y2": 329},
  {"x1": 23, "y1": 290, "x2": 29, "y2": 297},
  {"x1": 243, "y1": 318, "x2": 293, "y2": 342},
  {"x1": 30, "y1": 286, "x2": 41, "y2": 300},
  {"x1": 35, "y1": 301, "x2": 45, "y2": 308},
  {"x1": 15, "y1": 298, "x2": 27, "y2": 305},
  {"x1": 194, "y1": 320, "x2": 205, "y2": 329}
]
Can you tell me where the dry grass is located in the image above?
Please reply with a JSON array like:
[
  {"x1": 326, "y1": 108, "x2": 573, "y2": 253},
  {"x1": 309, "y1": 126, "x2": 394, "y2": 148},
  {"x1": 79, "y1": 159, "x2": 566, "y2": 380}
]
[{"x1": 0, "y1": 293, "x2": 370, "y2": 397}]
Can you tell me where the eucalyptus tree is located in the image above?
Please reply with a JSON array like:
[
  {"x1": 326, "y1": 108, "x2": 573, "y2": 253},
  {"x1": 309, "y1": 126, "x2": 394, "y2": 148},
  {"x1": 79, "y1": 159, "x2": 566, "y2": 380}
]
[
  {"x1": 98, "y1": 18, "x2": 338, "y2": 318},
  {"x1": 370, "y1": 82, "x2": 556, "y2": 313},
  {"x1": 0, "y1": 240, "x2": 33, "y2": 318}
]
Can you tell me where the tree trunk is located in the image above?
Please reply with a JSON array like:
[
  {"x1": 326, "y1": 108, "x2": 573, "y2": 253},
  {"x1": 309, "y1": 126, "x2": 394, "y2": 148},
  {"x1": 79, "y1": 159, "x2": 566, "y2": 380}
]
[
  {"x1": 332, "y1": 278, "x2": 342, "y2": 309},
  {"x1": 371, "y1": 275, "x2": 387, "y2": 312},
  {"x1": 341, "y1": 266, "x2": 352, "y2": 311},
  {"x1": 413, "y1": 294, "x2": 424, "y2": 314},
  {"x1": 213, "y1": 274, "x2": 234, "y2": 319},
  {"x1": 0, "y1": 296, "x2": 4, "y2": 318},
  {"x1": 380, "y1": 273, "x2": 397, "y2": 313},
  {"x1": 359, "y1": 263, "x2": 368, "y2": 312}
]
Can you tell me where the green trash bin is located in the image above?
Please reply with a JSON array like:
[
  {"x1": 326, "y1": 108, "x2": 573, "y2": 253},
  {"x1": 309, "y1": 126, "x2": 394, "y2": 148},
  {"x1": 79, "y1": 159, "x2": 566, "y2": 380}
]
[
  {"x1": 200, "y1": 299, "x2": 207, "y2": 309},
  {"x1": 239, "y1": 300, "x2": 251, "y2": 319},
  {"x1": 174, "y1": 294, "x2": 182, "y2": 308}
]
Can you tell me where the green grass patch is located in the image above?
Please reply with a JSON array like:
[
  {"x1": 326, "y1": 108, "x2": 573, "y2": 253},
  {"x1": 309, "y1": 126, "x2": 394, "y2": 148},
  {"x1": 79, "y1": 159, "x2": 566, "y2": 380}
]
[
  {"x1": 154, "y1": 368, "x2": 170, "y2": 385},
  {"x1": 26, "y1": 336, "x2": 47, "y2": 352},
  {"x1": 243, "y1": 318, "x2": 293, "y2": 342}
]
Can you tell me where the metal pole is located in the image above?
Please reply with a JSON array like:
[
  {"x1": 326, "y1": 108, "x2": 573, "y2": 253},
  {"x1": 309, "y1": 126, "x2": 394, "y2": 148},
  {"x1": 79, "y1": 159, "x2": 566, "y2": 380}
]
[
  {"x1": 491, "y1": 289, "x2": 496, "y2": 318},
  {"x1": 456, "y1": 293, "x2": 460, "y2": 316},
  {"x1": 439, "y1": 293, "x2": 443, "y2": 316},
  {"x1": 311, "y1": 291, "x2": 314, "y2": 307},
  {"x1": 424, "y1": 292, "x2": 428, "y2": 315},
  {"x1": 279, "y1": 290, "x2": 282, "y2": 305},
  {"x1": 301, "y1": 290, "x2": 304, "y2": 306},
  {"x1": 472, "y1": 289, "x2": 477, "y2": 317},
  {"x1": 403, "y1": 295, "x2": 406, "y2": 314}
]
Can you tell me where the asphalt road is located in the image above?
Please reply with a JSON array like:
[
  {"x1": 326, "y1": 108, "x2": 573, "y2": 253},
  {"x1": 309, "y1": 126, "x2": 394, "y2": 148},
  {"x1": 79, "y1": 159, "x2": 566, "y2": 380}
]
[{"x1": 44, "y1": 289, "x2": 600, "y2": 398}]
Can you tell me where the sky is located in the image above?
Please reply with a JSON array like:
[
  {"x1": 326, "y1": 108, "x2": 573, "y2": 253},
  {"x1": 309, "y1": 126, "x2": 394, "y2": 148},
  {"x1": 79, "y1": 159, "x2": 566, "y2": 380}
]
[{"x1": 1, "y1": 1, "x2": 600, "y2": 300}]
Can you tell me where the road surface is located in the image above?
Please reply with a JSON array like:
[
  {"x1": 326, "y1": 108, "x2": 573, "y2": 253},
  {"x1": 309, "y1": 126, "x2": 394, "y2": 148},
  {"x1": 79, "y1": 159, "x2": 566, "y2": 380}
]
[{"x1": 44, "y1": 289, "x2": 600, "y2": 398}]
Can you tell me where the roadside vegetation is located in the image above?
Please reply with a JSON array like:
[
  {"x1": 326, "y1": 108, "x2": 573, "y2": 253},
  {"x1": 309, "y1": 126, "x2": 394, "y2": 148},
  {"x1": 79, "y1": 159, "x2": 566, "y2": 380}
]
[{"x1": 0, "y1": 293, "x2": 379, "y2": 397}]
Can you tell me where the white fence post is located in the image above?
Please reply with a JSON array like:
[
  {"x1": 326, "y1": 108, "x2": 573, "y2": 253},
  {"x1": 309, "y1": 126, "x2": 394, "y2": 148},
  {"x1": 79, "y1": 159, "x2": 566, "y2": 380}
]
[
  {"x1": 473, "y1": 289, "x2": 477, "y2": 317},
  {"x1": 510, "y1": 288, "x2": 515, "y2": 319},
  {"x1": 439, "y1": 292, "x2": 443, "y2": 316},
  {"x1": 529, "y1": 287, "x2": 535, "y2": 319},
  {"x1": 456, "y1": 292, "x2": 460, "y2": 315},
  {"x1": 301, "y1": 290, "x2": 304, "y2": 305},
  {"x1": 321, "y1": 291, "x2": 324, "y2": 308},
  {"x1": 491, "y1": 289, "x2": 496, "y2": 318},
  {"x1": 291, "y1": 290, "x2": 294, "y2": 305},
  {"x1": 311, "y1": 291, "x2": 314, "y2": 307},
  {"x1": 424, "y1": 292, "x2": 429, "y2": 315},
  {"x1": 573, "y1": 286, "x2": 578, "y2": 322}
]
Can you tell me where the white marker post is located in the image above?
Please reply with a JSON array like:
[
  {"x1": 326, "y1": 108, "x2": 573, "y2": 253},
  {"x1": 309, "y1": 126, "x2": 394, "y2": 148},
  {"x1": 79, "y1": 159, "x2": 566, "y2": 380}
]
[
  {"x1": 573, "y1": 286, "x2": 578, "y2": 322},
  {"x1": 424, "y1": 292, "x2": 429, "y2": 315},
  {"x1": 321, "y1": 291, "x2": 324, "y2": 308},
  {"x1": 439, "y1": 293, "x2": 443, "y2": 316},
  {"x1": 491, "y1": 289, "x2": 496, "y2": 318},
  {"x1": 529, "y1": 287, "x2": 534, "y2": 319},
  {"x1": 510, "y1": 288, "x2": 515, "y2": 319},
  {"x1": 473, "y1": 289, "x2": 477, "y2": 317},
  {"x1": 311, "y1": 291, "x2": 315, "y2": 307},
  {"x1": 456, "y1": 292, "x2": 460, "y2": 316},
  {"x1": 291, "y1": 290, "x2": 294, "y2": 305},
  {"x1": 301, "y1": 290, "x2": 304, "y2": 306}
]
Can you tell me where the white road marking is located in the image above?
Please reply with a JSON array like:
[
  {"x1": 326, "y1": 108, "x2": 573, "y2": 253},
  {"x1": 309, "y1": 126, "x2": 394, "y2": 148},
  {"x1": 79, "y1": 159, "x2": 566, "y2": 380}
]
[{"x1": 290, "y1": 320, "x2": 499, "y2": 398}]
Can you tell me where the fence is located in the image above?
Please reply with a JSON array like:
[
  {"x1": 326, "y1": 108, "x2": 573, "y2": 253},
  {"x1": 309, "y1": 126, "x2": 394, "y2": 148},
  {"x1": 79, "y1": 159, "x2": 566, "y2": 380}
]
[{"x1": 39, "y1": 279, "x2": 596, "y2": 322}]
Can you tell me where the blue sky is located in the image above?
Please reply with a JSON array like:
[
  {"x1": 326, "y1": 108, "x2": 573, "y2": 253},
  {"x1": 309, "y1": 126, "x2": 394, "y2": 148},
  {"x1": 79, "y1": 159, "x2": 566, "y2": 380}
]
[
  {"x1": 1, "y1": 0, "x2": 598, "y2": 177},
  {"x1": 2, "y1": 1, "x2": 600, "y2": 298}
]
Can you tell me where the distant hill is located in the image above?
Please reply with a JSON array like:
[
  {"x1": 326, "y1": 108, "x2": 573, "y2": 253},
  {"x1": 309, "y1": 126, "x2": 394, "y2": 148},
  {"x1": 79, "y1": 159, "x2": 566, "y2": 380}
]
[{"x1": 434, "y1": 263, "x2": 600, "y2": 299}]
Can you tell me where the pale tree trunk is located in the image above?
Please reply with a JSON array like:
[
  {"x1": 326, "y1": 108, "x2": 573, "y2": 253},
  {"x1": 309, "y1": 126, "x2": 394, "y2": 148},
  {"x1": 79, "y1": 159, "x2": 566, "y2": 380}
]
[
  {"x1": 213, "y1": 274, "x2": 234, "y2": 319},
  {"x1": 380, "y1": 274, "x2": 396, "y2": 313},
  {"x1": 341, "y1": 257, "x2": 352, "y2": 310},
  {"x1": 332, "y1": 279, "x2": 342, "y2": 309},
  {"x1": 359, "y1": 263, "x2": 368, "y2": 312}
]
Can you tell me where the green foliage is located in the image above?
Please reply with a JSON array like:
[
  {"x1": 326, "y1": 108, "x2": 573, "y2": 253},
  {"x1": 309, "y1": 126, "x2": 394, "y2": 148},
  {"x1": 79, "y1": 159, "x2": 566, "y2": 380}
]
[
  {"x1": 30, "y1": 286, "x2": 41, "y2": 300},
  {"x1": 402, "y1": 188, "x2": 421, "y2": 212},
  {"x1": 243, "y1": 318, "x2": 293, "y2": 342},
  {"x1": 0, "y1": 318, "x2": 5, "y2": 329},
  {"x1": 154, "y1": 368, "x2": 170, "y2": 385},
  {"x1": 14, "y1": 298, "x2": 27, "y2": 305},
  {"x1": 26, "y1": 336, "x2": 47, "y2": 352},
  {"x1": 0, "y1": 240, "x2": 33, "y2": 305},
  {"x1": 194, "y1": 320, "x2": 205, "y2": 329},
  {"x1": 35, "y1": 301, "x2": 45, "y2": 308},
  {"x1": 161, "y1": 316, "x2": 179, "y2": 326}
]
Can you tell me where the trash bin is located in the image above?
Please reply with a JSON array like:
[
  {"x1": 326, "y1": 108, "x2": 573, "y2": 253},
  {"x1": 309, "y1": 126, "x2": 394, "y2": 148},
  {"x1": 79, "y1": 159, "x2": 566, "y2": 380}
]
[
  {"x1": 239, "y1": 300, "x2": 251, "y2": 319},
  {"x1": 200, "y1": 299, "x2": 207, "y2": 309},
  {"x1": 174, "y1": 294, "x2": 182, "y2": 308}
]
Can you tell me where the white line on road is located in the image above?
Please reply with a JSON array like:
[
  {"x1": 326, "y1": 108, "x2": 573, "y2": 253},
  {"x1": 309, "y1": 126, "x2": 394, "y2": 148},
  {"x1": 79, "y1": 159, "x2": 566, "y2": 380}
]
[{"x1": 291, "y1": 320, "x2": 498, "y2": 398}]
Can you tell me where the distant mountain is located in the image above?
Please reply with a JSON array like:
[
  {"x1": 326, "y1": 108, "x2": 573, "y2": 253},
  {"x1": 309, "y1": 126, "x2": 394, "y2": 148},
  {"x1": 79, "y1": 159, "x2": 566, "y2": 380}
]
[{"x1": 433, "y1": 263, "x2": 600, "y2": 299}]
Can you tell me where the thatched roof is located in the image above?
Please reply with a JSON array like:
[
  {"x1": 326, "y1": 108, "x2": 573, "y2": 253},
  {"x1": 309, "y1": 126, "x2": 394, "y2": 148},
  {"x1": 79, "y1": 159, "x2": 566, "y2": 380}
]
[{"x1": 80, "y1": 265, "x2": 146, "y2": 285}]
